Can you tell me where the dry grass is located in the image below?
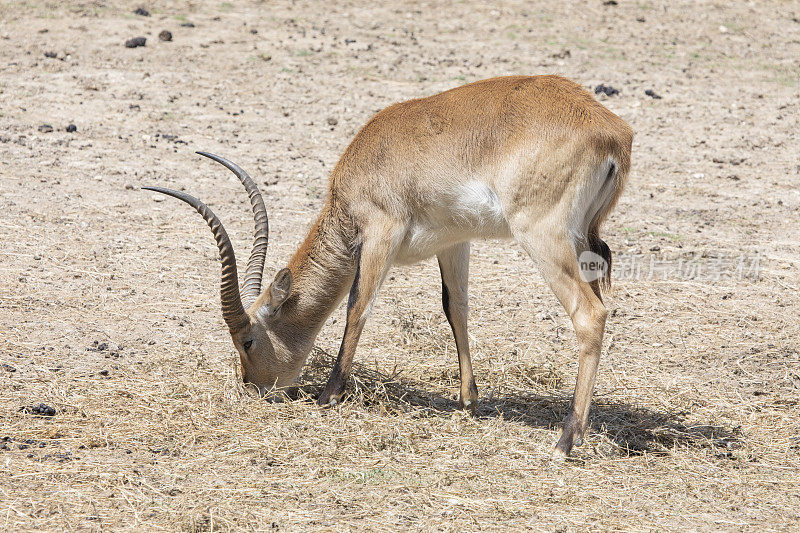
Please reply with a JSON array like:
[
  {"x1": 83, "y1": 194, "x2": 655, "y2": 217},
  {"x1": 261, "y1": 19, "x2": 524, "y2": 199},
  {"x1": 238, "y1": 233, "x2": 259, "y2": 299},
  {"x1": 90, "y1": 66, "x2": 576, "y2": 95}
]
[{"x1": 2, "y1": 0, "x2": 800, "y2": 531}]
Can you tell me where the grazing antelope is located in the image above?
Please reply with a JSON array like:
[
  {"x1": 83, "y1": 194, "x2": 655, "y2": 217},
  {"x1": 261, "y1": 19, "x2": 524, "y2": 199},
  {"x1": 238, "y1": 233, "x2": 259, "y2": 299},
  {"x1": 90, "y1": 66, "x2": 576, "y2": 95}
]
[{"x1": 144, "y1": 75, "x2": 632, "y2": 457}]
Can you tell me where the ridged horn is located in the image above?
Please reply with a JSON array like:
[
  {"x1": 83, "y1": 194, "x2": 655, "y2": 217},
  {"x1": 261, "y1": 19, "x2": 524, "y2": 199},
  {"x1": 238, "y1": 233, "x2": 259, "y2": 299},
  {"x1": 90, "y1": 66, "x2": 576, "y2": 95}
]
[
  {"x1": 142, "y1": 186, "x2": 250, "y2": 332},
  {"x1": 196, "y1": 152, "x2": 268, "y2": 306}
]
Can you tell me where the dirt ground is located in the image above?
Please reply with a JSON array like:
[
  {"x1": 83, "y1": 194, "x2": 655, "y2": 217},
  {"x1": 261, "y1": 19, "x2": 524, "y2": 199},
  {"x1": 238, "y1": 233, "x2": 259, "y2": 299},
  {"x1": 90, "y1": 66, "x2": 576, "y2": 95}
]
[{"x1": 1, "y1": 0, "x2": 799, "y2": 531}]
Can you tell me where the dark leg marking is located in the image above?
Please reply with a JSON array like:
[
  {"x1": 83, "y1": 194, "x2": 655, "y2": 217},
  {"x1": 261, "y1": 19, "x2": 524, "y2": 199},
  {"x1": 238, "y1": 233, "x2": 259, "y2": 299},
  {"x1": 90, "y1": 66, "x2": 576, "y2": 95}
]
[{"x1": 319, "y1": 243, "x2": 363, "y2": 406}]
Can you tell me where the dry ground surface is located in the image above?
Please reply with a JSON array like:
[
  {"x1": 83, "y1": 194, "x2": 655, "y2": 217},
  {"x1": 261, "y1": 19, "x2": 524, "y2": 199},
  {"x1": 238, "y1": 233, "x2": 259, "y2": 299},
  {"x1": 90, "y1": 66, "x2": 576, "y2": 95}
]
[{"x1": 1, "y1": 0, "x2": 799, "y2": 530}]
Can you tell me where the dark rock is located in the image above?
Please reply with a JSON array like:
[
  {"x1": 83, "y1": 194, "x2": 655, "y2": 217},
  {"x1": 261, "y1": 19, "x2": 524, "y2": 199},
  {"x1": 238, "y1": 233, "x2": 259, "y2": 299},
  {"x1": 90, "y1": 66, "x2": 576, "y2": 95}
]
[
  {"x1": 44, "y1": 51, "x2": 58, "y2": 59},
  {"x1": 326, "y1": 117, "x2": 338, "y2": 126},
  {"x1": 1, "y1": 363, "x2": 15, "y2": 372},
  {"x1": 66, "y1": 124, "x2": 77, "y2": 133},
  {"x1": 603, "y1": 0, "x2": 618, "y2": 4},
  {"x1": 645, "y1": 89, "x2": 662, "y2": 99},
  {"x1": 133, "y1": 7, "x2": 149, "y2": 16},
  {"x1": 38, "y1": 124, "x2": 53, "y2": 133},
  {"x1": 594, "y1": 84, "x2": 620, "y2": 96},
  {"x1": 159, "y1": 30, "x2": 172, "y2": 42},
  {"x1": 125, "y1": 37, "x2": 147, "y2": 48},
  {"x1": 180, "y1": 22, "x2": 195, "y2": 28}
]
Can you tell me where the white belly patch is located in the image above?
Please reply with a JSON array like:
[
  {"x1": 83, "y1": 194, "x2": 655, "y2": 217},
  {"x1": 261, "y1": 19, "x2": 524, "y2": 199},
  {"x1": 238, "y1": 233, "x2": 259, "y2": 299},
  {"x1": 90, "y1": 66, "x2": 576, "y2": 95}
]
[{"x1": 394, "y1": 182, "x2": 510, "y2": 264}]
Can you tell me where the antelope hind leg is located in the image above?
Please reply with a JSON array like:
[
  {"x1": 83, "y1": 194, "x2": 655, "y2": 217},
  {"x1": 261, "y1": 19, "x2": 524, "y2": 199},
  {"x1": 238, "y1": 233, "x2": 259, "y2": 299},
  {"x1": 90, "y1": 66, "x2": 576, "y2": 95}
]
[
  {"x1": 513, "y1": 228, "x2": 607, "y2": 457},
  {"x1": 437, "y1": 242, "x2": 478, "y2": 414}
]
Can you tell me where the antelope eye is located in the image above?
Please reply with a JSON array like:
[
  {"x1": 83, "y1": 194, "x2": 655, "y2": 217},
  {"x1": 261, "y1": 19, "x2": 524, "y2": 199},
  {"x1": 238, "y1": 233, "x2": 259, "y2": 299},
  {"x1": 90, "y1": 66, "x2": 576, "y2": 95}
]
[{"x1": 243, "y1": 340, "x2": 253, "y2": 351}]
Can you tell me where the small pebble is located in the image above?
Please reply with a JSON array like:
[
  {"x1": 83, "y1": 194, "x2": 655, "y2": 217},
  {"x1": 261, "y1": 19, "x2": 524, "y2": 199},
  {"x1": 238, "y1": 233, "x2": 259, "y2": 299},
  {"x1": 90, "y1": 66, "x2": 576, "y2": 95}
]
[
  {"x1": 133, "y1": 7, "x2": 149, "y2": 16},
  {"x1": 180, "y1": 22, "x2": 195, "y2": 28},
  {"x1": 38, "y1": 124, "x2": 53, "y2": 133},
  {"x1": 66, "y1": 123, "x2": 77, "y2": 132},
  {"x1": 125, "y1": 37, "x2": 147, "y2": 48},
  {"x1": 44, "y1": 51, "x2": 57, "y2": 59},
  {"x1": 326, "y1": 117, "x2": 338, "y2": 126},
  {"x1": 1, "y1": 363, "x2": 16, "y2": 373},
  {"x1": 645, "y1": 89, "x2": 662, "y2": 99},
  {"x1": 159, "y1": 30, "x2": 172, "y2": 42}
]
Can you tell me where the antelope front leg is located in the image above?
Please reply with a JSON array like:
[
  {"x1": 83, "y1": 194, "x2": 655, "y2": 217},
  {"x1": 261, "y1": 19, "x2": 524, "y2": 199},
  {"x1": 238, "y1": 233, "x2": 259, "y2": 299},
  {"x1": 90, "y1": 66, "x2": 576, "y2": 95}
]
[
  {"x1": 437, "y1": 242, "x2": 478, "y2": 414},
  {"x1": 318, "y1": 225, "x2": 401, "y2": 406}
]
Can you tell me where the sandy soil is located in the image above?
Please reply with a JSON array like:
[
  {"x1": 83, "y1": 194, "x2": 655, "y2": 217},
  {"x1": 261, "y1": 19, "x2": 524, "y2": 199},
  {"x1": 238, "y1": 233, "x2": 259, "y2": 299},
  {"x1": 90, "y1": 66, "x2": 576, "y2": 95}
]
[{"x1": 1, "y1": 0, "x2": 799, "y2": 530}]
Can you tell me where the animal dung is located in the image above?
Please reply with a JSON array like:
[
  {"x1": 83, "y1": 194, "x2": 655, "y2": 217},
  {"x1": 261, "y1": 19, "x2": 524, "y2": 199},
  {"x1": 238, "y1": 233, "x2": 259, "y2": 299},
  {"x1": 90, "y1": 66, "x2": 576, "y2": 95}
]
[
  {"x1": 20, "y1": 403, "x2": 57, "y2": 417},
  {"x1": 125, "y1": 37, "x2": 147, "y2": 48},
  {"x1": 594, "y1": 84, "x2": 620, "y2": 96}
]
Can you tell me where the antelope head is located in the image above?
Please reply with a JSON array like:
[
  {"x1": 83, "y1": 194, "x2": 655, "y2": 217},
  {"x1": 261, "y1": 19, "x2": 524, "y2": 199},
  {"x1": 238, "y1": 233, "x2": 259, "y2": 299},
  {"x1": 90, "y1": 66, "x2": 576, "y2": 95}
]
[{"x1": 144, "y1": 152, "x2": 301, "y2": 394}]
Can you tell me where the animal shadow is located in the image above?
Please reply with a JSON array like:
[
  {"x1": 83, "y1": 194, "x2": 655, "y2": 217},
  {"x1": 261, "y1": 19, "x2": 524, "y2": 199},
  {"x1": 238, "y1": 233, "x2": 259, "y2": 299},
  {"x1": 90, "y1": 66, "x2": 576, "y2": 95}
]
[{"x1": 297, "y1": 348, "x2": 742, "y2": 456}]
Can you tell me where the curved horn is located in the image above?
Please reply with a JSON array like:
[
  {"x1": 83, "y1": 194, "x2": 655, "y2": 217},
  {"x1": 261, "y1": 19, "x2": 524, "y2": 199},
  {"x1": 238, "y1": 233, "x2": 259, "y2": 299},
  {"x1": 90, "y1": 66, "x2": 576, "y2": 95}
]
[
  {"x1": 142, "y1": 186, "x2": 250, "y2": 332},
  {"x1": 196, "y1": 152, "x2": 268, "y2": 306}
]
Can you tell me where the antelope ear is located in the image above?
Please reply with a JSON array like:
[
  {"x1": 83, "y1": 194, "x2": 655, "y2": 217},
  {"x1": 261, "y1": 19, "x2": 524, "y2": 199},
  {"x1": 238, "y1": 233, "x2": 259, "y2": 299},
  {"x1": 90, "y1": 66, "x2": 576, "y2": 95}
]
[{"x1": 263, "y1": 268, "x2": 292, "y2": 318}]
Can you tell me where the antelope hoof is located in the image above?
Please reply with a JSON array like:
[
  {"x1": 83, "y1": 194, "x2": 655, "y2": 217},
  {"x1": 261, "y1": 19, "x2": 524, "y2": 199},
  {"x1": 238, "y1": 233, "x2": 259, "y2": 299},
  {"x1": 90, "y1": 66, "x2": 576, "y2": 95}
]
[
  {"x1": 550, "y1": 445, "x2": 569, "y2": 463},
  {"x1": 459, "y1": 381, "x2": 479, "y2": 416},
  {"x1": 459, "y1": 396, "x2": 478, "y2": 416},
  {"x1": 317, "y1": 389, "x2": 344, "y2": 408},
  {"x1": 553, "y1": 431, "x2": 575, "y2": 458},
  {"x1": 554, "y1": 412, "x2": 586, "y2": 457}
]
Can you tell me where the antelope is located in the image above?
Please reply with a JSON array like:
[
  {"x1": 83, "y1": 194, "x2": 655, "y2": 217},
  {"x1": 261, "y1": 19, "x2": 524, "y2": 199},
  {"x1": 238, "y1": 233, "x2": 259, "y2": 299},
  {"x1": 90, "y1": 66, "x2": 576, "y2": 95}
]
[{"x1": 144, "y1": 75, "x2": 632, "y2": 457}]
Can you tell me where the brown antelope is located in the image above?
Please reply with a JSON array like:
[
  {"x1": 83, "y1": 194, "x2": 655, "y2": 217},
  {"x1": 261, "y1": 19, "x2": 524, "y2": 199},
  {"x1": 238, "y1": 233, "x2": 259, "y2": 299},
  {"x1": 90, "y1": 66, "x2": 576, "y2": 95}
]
[{"x1": 144, "y1": 75, "x2": 632, "y2": 457}]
